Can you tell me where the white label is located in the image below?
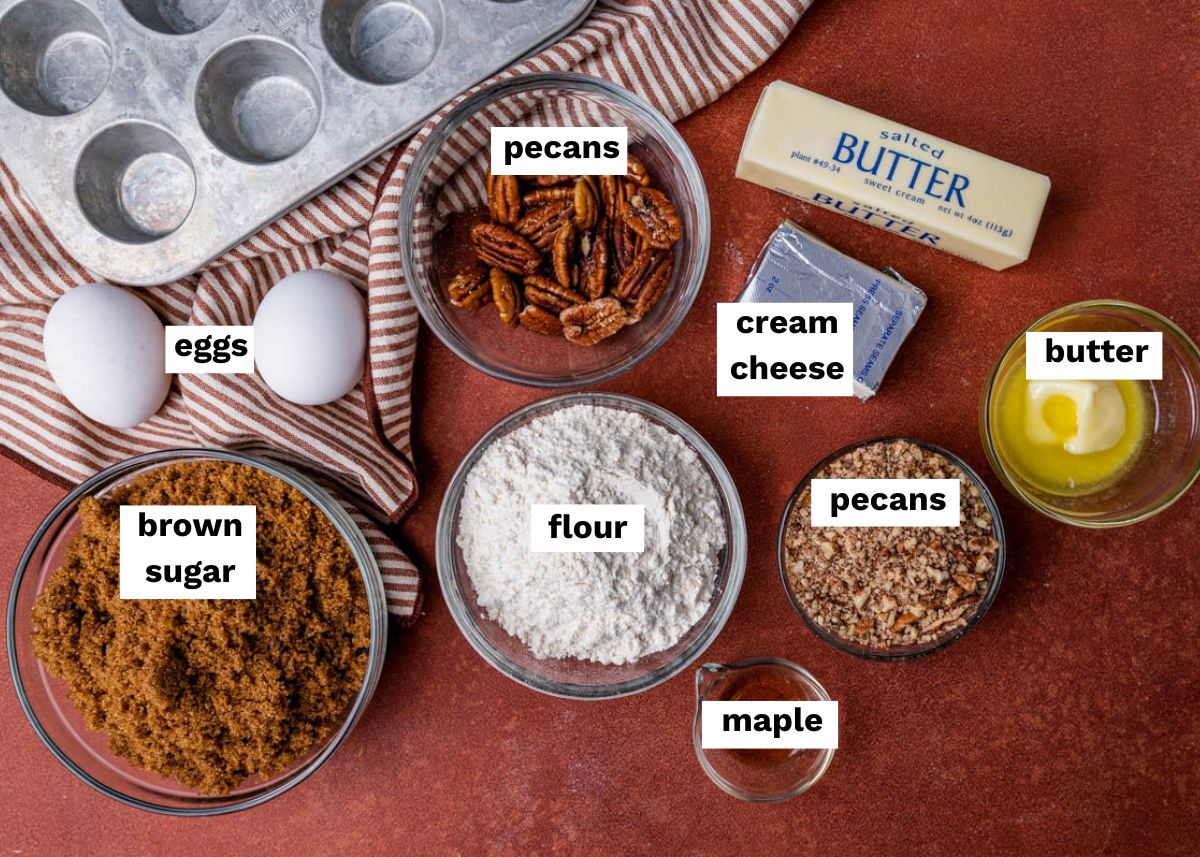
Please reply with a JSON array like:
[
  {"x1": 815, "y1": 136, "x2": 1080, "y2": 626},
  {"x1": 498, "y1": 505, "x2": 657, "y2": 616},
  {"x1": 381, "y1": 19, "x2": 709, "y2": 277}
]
[
  {"x1": 165, "y1": 326, "x2": 254, "y2": 373},
  {"x1": 810, "y1": 478, "x2": 960, "y2": 527},
  {"x1": 701, "y1": 701, "x2": 839, "y2": 750},
  {"x1": 490, "y1": 126, "x2": 628, "y2": 176},
  {"x1": 1025, "y1": 332, "x2": 1163, "y2": 380},
  {"x1": 119, "y1": 505, "x2": 256, "y2": 599},
  {"x1": 716, "y1": 302, "x2": 853, "y2": 397},
  {"x1": 529, "y1": 504, "x2": 645, "y2": 553}
]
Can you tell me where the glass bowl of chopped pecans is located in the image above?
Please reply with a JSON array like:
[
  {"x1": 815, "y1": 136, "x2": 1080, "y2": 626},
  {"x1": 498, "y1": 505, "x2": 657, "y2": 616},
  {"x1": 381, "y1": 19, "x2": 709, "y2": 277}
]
[
  {"x1": 777, "y1": 437, "x2": 1007, "y2": 661},
  {"x1": 399, "y1": 73, "x2": 709, "y2": 387}
]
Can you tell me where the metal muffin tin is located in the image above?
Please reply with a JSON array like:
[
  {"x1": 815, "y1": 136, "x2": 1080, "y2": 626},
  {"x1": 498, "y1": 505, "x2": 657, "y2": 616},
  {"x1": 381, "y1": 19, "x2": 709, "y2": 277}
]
[{"x1": 0, "y1": 0, "x2": 595, "y2": 285}]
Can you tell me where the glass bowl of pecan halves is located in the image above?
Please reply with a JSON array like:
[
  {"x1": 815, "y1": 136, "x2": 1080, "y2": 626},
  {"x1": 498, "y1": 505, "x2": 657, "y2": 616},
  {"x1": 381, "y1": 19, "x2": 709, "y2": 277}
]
[{"x1": 399, "y1": 72, "x2": 710, "y2": 387}]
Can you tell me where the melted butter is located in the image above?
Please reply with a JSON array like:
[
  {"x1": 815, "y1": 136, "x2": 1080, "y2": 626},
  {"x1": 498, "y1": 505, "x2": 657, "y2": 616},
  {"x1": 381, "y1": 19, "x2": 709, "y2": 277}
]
[
  {"x1": 995, "y1": 361, "x2": 1150, "y2": 495},
  {"x1": 1024, "y1": 380, "x2": 1126, "y2": 454}
]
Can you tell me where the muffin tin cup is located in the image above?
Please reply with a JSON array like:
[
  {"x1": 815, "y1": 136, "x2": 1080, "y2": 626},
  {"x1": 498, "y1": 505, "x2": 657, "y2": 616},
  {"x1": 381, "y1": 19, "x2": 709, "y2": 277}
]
[
  {"x1": 321, "y1": 0, "x2": 444, "y2": 85},
  {"x1": 0, "y1": 0, "x2": 112, "y2": 116},
  {"x1": 194, "y1": 37, "x2": 324, "y2": 164},
  {"x1": 121, "y1": 0, "x2": 230, "y2": 35},
  {"x1": 777, "y1": 436, "x2": 1007, "y2": 662},
  {"x1": 7, "y1": 449, "x2": 388, "y2": 816},
  {"x1": 0, "y1": 0, "x2": 597, "y2": 285},
  {"x1": 74, "y1": 121, "x2": 197, "y2": 242}
]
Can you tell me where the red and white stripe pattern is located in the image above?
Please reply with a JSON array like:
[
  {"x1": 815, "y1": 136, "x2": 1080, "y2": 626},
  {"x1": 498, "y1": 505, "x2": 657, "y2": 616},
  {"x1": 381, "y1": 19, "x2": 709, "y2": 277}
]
[{"x1": 0, "y1": 0, "x2": 807, "y2": 623}]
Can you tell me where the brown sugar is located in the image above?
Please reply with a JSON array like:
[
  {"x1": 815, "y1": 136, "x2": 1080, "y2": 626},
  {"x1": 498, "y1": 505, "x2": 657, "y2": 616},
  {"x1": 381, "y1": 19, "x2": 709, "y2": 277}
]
[{"x1": 30, "y1": 460, "x2": 371, "y2": 796}]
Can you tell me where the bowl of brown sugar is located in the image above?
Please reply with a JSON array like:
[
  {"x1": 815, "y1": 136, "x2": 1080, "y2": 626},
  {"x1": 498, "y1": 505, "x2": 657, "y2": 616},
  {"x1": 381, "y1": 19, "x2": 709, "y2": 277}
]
[
  {"x1": 778, "y1": 437, "x2": 1006, "y2": 661},
  {"x1": 7, "y1": 449, "x2": 387, "y2": 815}
]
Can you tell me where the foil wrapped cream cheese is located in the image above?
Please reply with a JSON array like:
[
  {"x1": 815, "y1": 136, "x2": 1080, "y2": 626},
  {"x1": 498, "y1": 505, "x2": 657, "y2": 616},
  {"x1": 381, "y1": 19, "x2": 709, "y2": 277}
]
[{"x1": 737, "y1": 221, "x2": 926, "y2": 399}]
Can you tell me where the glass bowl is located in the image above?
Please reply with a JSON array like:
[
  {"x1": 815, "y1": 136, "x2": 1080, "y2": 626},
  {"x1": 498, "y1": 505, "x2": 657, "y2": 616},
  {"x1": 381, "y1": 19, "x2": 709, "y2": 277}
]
[
  {"x1": 400, "y1": 72, "x2": 710, "y2": 388},
  {"x1": 437, "y1": 392, "x2": 746, "y2": 698},
  {"x1": 7, "y1": 449, "x2": 388, "y2": 815},
  {"x1": 980, "y1": 300, "x2": 1200, "y2": 527},
  {"x1": 777, "y1": 437, "x2": 1007, "y2": 662},
  {"x1": 692, "y1": 658, "x2": 835, "y2": 802}
]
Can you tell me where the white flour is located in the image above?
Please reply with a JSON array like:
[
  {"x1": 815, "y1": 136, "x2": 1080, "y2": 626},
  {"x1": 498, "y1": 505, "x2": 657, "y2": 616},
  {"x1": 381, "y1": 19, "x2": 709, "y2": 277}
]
[{"x1": 457, "y1": 404, "x2": 726, "y2": 665}]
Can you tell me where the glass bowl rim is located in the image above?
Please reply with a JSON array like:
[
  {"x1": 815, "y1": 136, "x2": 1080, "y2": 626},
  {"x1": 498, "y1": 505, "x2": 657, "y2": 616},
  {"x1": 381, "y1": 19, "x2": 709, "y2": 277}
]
[
  {"x1": 398, "y1": 71, "x2": 711, "y2": 389},
  {"x1": 6, "y1": 447, "x2": 389, "y2": 816},
  {"x1": 691, "y1": 657, "x2": 835, "y2": 802},
  {"x1": 979, "y1": 298, "x2": 1200, "y2": 528},
  {"x1": 436, "y1": 391, "x2": 747, "y2": 699},
  {"x1": 776, "y1": 436, "x2": 1007, "y2": 663}
]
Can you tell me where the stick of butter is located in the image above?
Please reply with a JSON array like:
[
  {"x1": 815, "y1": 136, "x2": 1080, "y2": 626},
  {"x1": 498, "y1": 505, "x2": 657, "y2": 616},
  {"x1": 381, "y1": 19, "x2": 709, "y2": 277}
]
[{"x1": 736, "y1": 81, "x2": 1051, "y2": 271}]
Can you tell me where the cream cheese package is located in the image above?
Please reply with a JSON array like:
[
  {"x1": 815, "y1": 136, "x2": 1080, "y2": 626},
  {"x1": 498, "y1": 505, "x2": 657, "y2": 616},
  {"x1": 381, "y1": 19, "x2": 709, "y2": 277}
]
[
  {"x1": 736, "y1": 81, "x2": 1051, "y2": 270},
  {"x1": 738, "y1": 221, "x2": 926, "y2": 399}
]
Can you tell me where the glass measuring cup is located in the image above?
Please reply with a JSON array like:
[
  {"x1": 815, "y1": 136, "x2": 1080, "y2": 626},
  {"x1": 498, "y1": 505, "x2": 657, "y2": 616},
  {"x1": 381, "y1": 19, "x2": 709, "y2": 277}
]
[{"x1": 692, "y1": 658, "x2": 835, "y2": 802}]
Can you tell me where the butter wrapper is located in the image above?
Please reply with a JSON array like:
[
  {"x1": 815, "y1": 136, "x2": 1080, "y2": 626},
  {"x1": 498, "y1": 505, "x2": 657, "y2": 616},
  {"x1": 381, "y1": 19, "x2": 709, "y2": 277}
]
[{"x1": 737, "y1": 221, "x2": 926, "y2": 399}]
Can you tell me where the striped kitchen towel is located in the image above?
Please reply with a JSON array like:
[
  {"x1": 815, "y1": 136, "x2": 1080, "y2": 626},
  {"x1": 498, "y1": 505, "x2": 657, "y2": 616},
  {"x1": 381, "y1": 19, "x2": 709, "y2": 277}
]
[{"x1": 0, "y1": 0, "x2": 810, "y2": 622}]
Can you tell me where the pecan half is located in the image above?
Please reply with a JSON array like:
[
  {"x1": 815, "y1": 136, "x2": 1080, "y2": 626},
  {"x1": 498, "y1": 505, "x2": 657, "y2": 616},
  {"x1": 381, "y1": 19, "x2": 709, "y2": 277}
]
[
  {"x1": 525, "y1": 273, "x2": 585, "y2": 312},
  {"x1": 515, "y1": 201, "x2": 574, "y2": 252},
  {"x1": 518, "y1": 305, "x2": 563, "y2": 335},
  {"x1": 599, "y1": 175, "x2": 620, "y2": 220},
  {"x1": 560, "y1": 298, "x2": 627, "y2": 346},
  {"x1": 523, "y1": 187, "x2": 574, "y2": 206},
  {"x1": 611, "y1": 218, "x2": 639, "y2": 279},
  {"x1": 491, "y1": 268, "x2": 521, "y2": 327},
  {"x1": 471, "y1": 223, "x2": 542, "y2": 275},
  {"x1": 487, "y1": 171, "x2": 521, "y2": 226},
  {"x1": 552, "y1": 221, "x2": 578, "y2": 289},
  {"x1": 579, "y1": 224, "x2": 608, "y2": 300},
  {"x1": 626, "y1": 155, "x2": 651, "y2": 187},
  {"x1": 531, "y1": 174, "x2": 574, "y2": 187},
  {"x1": 623, "y1": 186, "x2": 681, "y2": 248},
  {"x1": 629, "y1": 252, "x2": 673, "y2": 319},
  {"x1": 573, "y1": 176, "x2": 600, "y2": 229},
  {"x1": 614, "y1": 245, "x2": 670, "y2": 301},
  {"x1": 447, "y1": 261, "x2": 490, "y2": 309}
]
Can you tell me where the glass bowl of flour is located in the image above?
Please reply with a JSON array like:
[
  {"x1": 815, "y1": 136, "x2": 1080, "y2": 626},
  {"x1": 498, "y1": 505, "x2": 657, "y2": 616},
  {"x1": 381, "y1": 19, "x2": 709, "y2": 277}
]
[{"x1": 438, "y1": 392, "x2": 747, "y2": 699}]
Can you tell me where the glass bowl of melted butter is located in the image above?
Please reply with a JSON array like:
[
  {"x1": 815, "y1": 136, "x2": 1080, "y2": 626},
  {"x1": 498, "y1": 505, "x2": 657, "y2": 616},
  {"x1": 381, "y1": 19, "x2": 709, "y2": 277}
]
[{"x1": 981, "y1": 300, "x2": 1200, "y2": 527}]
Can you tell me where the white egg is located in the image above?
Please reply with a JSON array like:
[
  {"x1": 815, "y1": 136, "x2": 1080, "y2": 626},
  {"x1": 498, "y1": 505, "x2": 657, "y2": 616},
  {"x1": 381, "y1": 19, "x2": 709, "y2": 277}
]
[
  {"x1": 253, "y1": 269, "x2": 367, "y2": 406},
  {"x1": 42, "y1": 283, "x2": 172, "y2": 428}
]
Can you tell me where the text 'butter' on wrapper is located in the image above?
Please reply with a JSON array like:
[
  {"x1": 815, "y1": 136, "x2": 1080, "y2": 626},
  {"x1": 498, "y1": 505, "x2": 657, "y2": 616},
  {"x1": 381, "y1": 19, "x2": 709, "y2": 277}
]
[
  {"x1": 737, "y1": 221, "x2": 927, "y2": 400},
  {"x1": 735, "y1": 81, "x2": 1051, "y2": 271}
]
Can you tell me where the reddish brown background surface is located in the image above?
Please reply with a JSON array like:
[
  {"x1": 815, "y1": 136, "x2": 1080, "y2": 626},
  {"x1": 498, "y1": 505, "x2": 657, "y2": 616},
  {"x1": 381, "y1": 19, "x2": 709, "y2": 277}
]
[{"x1": 3, "y1": 1, "x2": 1198, "y2": 854}]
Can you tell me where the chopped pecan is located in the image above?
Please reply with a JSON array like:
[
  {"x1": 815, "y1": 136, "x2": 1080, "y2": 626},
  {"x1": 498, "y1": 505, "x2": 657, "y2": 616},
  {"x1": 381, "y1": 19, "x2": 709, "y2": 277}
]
[
  {"x1": 552, "y1": 222, "x2": 578, "y2": 289},
  {"x1": 487, "y1": 171, "x2": 521, "y2": 226},
  {"x1": 447, "y1": 261, "x2": 490, "y2": 309},
  {"x1": 490, "y1": 268, "x2": 521, "y2": 328},
  {"x1": 560, "y1": 297, "x2": 627, "y2": 346},
  {"x1": 525, "y1": 273, "x2": 585, "y2": 312},
  {"x1": 519, "y1": 304, "x2": 563, "y2": 335},
  {"x1": 579, "y1": 223, "x2": 608, "y2": 300},
  {"x1": 515, "y1": 201, "x2": 574, "y2": 252},
  {"x1": 623, "y1": 186, "x2": 681, "y2": 248},
  {"x1": 614, "y1": 245, "x2": 670, "y2": 301},
  {"x1": 574, "y1": 177, "x2": 600, "y2": 229},
  {"x1": 471, "y1": 223, "x2": 542, "y2": 275}
]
